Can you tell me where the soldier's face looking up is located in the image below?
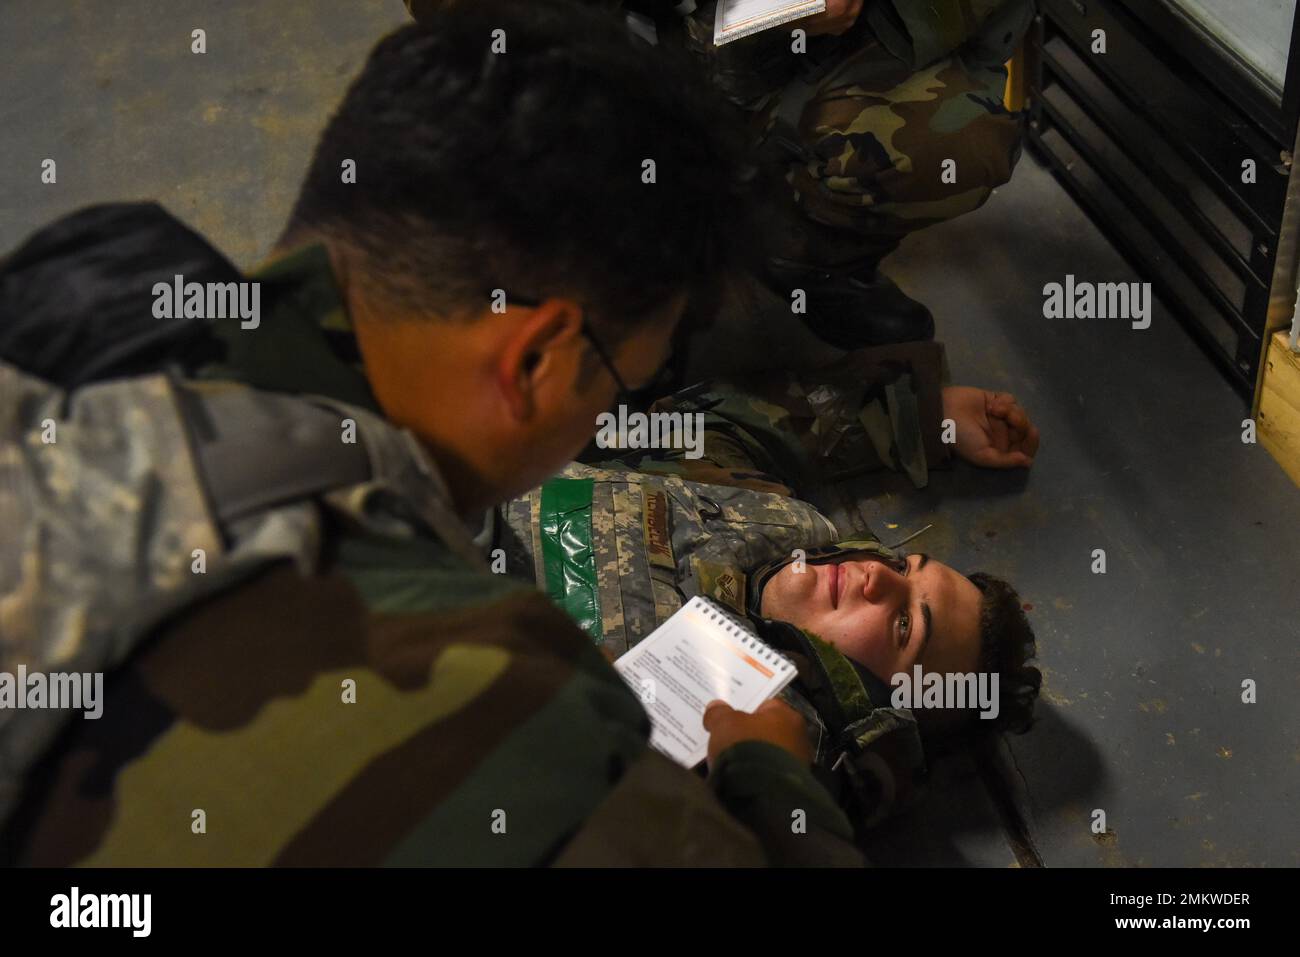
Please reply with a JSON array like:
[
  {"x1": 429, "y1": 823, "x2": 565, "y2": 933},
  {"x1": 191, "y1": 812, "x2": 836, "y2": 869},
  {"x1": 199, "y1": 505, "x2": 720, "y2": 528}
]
[{"x1": 760, "y1": 554, "x2": 983, "y2": 686}]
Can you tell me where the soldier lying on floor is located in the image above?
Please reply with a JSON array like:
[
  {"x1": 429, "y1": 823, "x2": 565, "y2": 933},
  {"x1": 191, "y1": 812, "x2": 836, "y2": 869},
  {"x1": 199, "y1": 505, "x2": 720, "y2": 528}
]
[{"x1": 500, "y1": 340, "x2": 1043, "y2": 837}]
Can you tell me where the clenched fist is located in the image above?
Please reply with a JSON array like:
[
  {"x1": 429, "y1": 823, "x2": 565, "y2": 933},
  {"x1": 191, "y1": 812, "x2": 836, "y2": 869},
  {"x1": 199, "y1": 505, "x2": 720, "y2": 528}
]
[{"x1": 941, "y1": 386, "x2": 1040, "y2": 469}]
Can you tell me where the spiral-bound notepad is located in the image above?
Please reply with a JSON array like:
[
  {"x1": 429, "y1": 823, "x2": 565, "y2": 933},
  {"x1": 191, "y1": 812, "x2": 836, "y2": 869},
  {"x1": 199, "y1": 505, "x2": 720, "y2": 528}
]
[
  {"x1": 714, "y1": 0, "x2": 827, "y2": 46},
  {"x1": 614, "y1": 595, "x2": 798, "y2": 768}
]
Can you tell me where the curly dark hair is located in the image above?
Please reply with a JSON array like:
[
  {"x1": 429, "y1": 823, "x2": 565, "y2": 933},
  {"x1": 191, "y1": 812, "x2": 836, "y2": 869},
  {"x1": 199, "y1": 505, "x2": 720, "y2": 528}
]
[
  {"x1": 968, "y1": 571, "x2": 1042, "y2": 735},
  {"x1": 914, "y1": 572, "x2": 1041, "y2": 755}
]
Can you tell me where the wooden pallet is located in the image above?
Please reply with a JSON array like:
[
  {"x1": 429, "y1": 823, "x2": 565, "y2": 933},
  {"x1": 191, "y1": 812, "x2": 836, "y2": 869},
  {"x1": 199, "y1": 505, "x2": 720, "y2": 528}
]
[{"x1": 1259, "y1": 331, "x2": 1300, "y2": 487}]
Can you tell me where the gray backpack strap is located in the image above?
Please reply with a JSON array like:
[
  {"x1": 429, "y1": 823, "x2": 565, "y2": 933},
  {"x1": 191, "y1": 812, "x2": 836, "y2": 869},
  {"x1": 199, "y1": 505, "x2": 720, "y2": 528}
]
[
  {"x1": 322, "y1": 399, "x2": 488, "y2": 569},
  {"x1": 176, "y1": 383, "x2": 371, "y2": 527},
  {"x1": 176, "y1": 380, "x2": 487, "y2": 570}
]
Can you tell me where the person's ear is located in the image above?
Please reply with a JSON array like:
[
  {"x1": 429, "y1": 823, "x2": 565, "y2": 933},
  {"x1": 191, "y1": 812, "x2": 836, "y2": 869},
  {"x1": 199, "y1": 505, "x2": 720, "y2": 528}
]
[{"x1": 495, "y1": 298, "x2": 584, "y2": 421}]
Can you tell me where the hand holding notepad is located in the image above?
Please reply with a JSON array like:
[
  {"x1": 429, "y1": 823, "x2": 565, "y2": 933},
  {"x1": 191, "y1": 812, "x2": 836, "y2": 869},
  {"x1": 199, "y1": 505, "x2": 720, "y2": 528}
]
[
  {"x1": 714, "y1": 0, "x2": 828, "y2": 46},
  {"x1": 614, "y1": 596, "x2": 799, "y2": 767},
  {"x1": 701, "y1": 696, "x2": 814, "y2": 767}
]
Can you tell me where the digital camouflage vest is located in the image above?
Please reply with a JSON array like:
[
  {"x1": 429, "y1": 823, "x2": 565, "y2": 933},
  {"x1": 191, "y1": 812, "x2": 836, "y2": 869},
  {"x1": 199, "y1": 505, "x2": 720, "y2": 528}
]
[{"x1": 503, "y1": 464, "x2": 838, "y2": 654}]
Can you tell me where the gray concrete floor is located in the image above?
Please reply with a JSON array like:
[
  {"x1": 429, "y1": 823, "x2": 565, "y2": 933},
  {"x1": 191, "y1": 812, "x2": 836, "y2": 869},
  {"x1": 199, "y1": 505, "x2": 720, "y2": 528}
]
[
  {"x1": 858, "y1": 154, "x2": 1300, "y2": 866},
  {"x1": 0, "y1": 0, "x2": 411, "y2": 262},
  {"x1": 2, "y1": 0, "x2": 1298, "y2": 866}
]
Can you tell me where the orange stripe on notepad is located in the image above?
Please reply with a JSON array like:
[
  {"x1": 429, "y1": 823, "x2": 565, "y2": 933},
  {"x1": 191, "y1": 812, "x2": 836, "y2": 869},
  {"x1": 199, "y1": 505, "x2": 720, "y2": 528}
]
[{"x1": 729, "y1": 643, "x2": 774, "y2": 679}]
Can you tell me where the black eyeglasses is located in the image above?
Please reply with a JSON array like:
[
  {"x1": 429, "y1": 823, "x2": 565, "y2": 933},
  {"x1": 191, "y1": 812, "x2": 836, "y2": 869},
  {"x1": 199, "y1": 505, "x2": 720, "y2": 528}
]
[
  {"x1": 493, "y1": 290, "x2": 634, "y2": 397},
  {"x1": 578, "y1": 319, "x2": 633, "y2": 397}
]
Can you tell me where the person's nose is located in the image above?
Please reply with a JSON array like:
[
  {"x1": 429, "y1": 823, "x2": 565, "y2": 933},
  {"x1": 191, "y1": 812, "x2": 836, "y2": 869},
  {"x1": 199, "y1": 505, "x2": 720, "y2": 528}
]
[{"x1": 860, "y1": 560, "x2": 907, "y2": 605}]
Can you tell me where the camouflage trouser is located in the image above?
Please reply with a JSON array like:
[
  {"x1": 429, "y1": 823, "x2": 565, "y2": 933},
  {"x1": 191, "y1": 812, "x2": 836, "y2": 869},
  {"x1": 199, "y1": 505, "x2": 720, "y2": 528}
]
[
  {"x1": 684, "y1": 0, "x2": 1033, "y2": 271},
  {"x1": 670, "y1": 1, "x2": 1032, "y2": 353},
  {"x1": 775, "y1": 50, "x2": 1024, "y2": 268}
]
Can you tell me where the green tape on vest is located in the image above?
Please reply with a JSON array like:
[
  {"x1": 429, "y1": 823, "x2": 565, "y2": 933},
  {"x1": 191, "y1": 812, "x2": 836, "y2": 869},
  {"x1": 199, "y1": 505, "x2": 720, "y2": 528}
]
[{"x1": 539, "y1": 478, "x2": 602, "y2": 642}]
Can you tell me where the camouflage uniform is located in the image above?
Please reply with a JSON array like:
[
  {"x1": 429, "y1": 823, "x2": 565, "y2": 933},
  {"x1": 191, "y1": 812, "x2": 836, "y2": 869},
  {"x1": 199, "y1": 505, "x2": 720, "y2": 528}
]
[
  {"x1": 693, "y1": 0, "x2": 1033, "y2": 348},
  {"x1": 0, "y1": 238, "x2": 863, "y2": 867},
  {"x1": 677, "y1": 0, "x2": 1032, "y2": 264},
  {"x1": 502, "y1": 340, "x2": 953, "y2": 830}
]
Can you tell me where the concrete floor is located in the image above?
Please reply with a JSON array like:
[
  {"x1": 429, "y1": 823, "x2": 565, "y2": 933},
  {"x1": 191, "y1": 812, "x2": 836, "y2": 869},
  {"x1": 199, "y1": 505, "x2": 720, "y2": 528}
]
[
  {"x1": 857, "y1": 154, "x2": 1300, "y2": 866},
  {"x1": 0, "y1": 0, "x2": 411, "y2": 261},
  {"x1": 2, "y1": 0, "x2": 1298, "y2": 866}
]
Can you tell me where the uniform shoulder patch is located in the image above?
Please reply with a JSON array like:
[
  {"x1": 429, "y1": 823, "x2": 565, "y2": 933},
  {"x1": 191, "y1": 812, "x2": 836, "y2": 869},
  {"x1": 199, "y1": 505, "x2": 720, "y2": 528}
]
[{"x1": 692, "y1": 559, "x2": 747, "y2": 615}]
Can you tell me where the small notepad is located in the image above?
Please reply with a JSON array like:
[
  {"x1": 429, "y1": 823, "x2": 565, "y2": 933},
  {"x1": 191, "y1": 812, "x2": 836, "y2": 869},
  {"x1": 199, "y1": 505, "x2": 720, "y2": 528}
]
[
  {"x1": 714, "y1": 0, "x2": 827, "y2": 46},
  {"x1": 615, "y1": 596, "x2": 798, "y2": 768}
]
